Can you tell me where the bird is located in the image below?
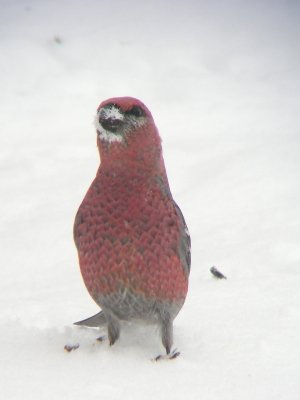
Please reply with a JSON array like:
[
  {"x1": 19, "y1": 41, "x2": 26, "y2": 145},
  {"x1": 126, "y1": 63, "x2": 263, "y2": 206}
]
[{"x1": 73, "y1": 97, "x2": 191, "y2": 357}]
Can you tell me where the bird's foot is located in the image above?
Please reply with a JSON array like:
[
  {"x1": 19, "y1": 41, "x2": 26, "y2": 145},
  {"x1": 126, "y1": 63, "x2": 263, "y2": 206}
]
[
  {"x1": 96, "y1": 335, "x2": 106, "y2": 342},
  {"x1": 152, "y1": 349, "x2": 180, "y2": 361},
  {"x1": 64, "y1": 343, "x2": 80, "y2": 352},
  {"x1": 64, "y1": 336, "x2": 106, "y2": 352}
]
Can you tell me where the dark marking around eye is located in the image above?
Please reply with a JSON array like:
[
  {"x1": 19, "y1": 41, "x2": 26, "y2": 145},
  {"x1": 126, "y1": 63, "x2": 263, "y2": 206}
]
[{"x1": 126, "y1": 105, "x2": 145, "y2": 117}]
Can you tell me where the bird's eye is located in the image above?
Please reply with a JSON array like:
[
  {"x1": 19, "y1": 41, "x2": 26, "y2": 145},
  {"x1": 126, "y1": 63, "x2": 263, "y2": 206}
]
[{"x1": 126, "y1": 105, "x2": 145, "y2": 117}]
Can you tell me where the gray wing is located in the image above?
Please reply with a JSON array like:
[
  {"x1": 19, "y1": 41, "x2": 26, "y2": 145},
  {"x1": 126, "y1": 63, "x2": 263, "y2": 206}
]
[{"x1": 174, "y1": 201, "x2": 191, "y2": 277}]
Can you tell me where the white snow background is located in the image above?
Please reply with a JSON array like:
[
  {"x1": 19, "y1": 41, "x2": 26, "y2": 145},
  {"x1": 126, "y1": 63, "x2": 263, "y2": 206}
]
[{"x1": 0, "y1": 0, "x2": 300, "y2": 399}]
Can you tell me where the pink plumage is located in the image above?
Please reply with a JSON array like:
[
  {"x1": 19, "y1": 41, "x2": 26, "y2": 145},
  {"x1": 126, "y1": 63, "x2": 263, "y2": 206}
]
[{"x1": 74, "y1": 97, "x2": 191, "y2": 355}]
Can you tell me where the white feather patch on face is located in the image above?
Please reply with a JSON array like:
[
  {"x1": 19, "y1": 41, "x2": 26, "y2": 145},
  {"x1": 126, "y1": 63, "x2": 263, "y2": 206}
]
[
  {"x1": 100, "y1": 105, "x2": 124, "y2": 121},
  {"x1": 95, "y1": 106, "x2": 125, "y2": 143}
]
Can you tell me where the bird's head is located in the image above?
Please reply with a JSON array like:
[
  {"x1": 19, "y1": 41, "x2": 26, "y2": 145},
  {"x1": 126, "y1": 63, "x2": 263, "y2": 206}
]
[
  {"x1": 95, "y1": 97, "x2": 163, "y2": 170},
  {"x1": 95, "y1": 97, "x2": 151, "y2": 143}
]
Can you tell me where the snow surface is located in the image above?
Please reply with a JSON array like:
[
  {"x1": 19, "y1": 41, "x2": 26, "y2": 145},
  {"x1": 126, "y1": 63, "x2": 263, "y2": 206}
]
[{"x1": 1, "y1": 0, "x2": 300, "y2": 399}]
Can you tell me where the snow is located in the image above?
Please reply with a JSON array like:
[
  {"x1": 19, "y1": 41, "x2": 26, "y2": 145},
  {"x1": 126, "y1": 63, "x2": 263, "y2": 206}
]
[{"x1": 1, "y1": 0, "x2": 300, "y2": 399}]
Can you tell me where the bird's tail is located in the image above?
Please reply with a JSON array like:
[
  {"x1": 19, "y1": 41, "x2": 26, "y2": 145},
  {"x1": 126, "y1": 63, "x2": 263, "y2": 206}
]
[{"x1": 74, "y1": 311, "x2": 106, "y2": 327}]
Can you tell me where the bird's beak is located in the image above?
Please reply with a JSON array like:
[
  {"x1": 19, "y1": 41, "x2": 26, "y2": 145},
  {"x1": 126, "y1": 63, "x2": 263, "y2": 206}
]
[{"x1": 99, "y1": 116, "x2": 124, "y2": 133}]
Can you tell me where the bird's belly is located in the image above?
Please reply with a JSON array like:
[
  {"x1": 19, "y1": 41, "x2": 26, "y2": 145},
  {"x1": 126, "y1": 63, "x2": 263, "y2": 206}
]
[
  {"x1": 79, "y1": 234, "x2": 188, "y2": 305},
  {"x1": 96, "y1": 286, "x2": 185, "y2": 323},
  {"x1": 75, "y1": 190, "x2": 189, "y2": 316}
]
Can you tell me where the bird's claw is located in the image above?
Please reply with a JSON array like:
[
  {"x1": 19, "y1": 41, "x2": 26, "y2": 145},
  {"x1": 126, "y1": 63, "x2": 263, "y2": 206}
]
[
  {"x1": 96, "y1": 335, "x2": 106, "y2": 342},
  {"x1": 64, "y1": 343, "x2": 80, "y2": 352},
  {"x1": 152, "y1": 349, "x2": 180, "y2": 361}
]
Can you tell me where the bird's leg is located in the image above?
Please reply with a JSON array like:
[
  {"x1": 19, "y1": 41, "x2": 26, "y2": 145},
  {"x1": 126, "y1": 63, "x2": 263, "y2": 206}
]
[
  {"x1": 152, "y1": 316, "x2": 180, "y2": 360},
  {"x1": 105, "y1": 312, "x2": 120, "y2": 346},
  {"x1": 161, "y1": 316, "x2": 173, "y2": 354}
]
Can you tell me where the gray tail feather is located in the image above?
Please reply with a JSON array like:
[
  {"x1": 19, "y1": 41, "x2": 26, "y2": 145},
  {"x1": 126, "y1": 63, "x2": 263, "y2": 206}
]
[{"x1": 74, "y1": 311, "x2": 106, "y2": 327}]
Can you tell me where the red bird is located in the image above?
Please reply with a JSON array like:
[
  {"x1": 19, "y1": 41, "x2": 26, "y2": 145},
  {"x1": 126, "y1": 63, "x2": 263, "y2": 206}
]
[{"x1": 74, "y1": 97, "x2": 191, "y2": 356}]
